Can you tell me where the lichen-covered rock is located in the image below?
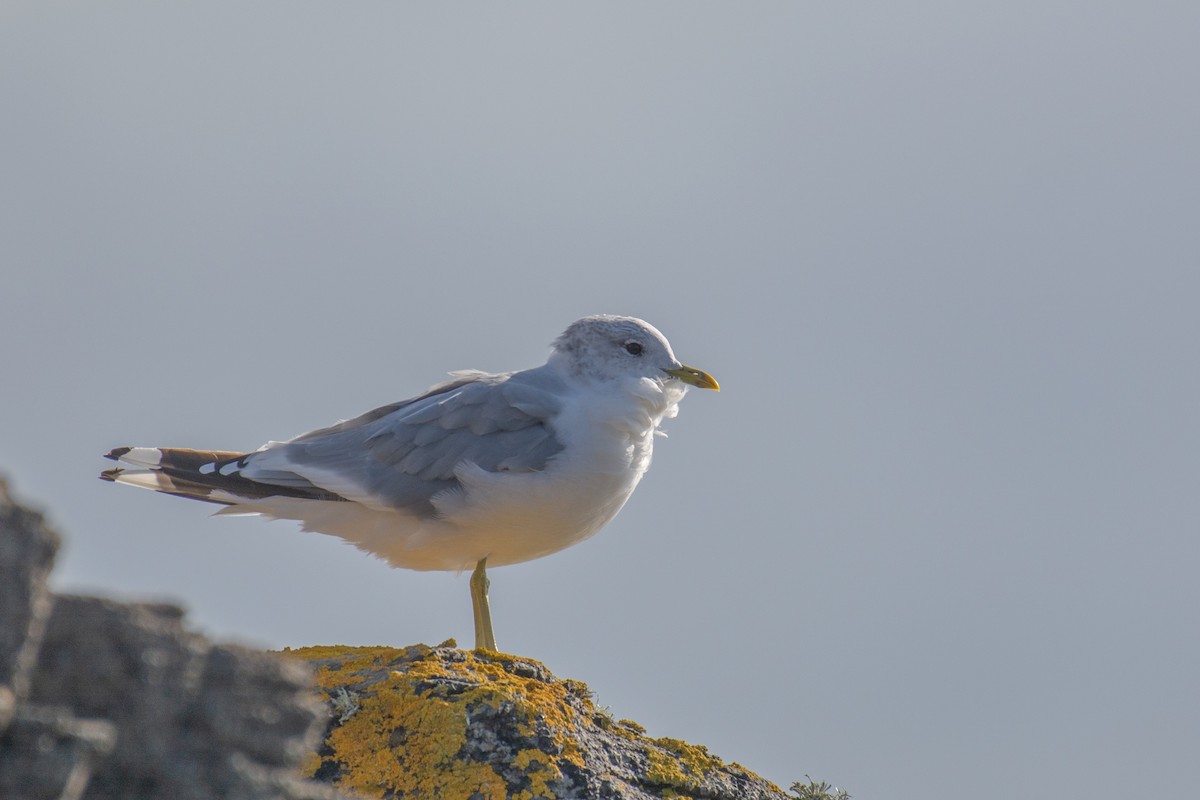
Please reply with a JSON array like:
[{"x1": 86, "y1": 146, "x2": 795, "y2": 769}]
[
  {"x1": 1, "y1": 475, "x2": 797, "y2": 800},
  {"x1": 287, "y1": 644, "x2": 790, "y2": 800}
]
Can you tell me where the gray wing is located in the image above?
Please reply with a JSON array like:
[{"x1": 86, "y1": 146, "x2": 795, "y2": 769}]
[{"x1": 237, "y1": 368, "x2": 567, "y2": 516}]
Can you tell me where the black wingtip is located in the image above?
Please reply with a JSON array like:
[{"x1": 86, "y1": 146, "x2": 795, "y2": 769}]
[
  {"x1": 99, "y1": 468, "x2": 122, "y2": 482},
  {"x1": 104, "y1": 447, "x2": 132, "y2": 462}
]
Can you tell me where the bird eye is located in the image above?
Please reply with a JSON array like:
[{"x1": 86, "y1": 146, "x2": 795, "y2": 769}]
[{"x1": 624, "y1": 340, "x2": 644, "y2": 356}]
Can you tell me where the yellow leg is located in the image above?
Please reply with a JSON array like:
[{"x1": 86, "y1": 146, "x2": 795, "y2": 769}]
[{"x1": 470, "y1": 558, "x2": 497, "y2": 651}]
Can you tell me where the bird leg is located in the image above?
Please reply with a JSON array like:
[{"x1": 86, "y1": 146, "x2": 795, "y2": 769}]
[{"x1": 470, "y1": 558, "x2": 497, "y2": 651}]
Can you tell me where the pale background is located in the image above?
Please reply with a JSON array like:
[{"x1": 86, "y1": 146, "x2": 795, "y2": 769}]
[{"x1": 2, "y1": 3, "x2": 1198, "y2": 798}]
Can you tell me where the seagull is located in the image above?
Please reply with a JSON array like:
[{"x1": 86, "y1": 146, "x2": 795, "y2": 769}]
[{"x1": 100, "y1": 315, "x2": 719, "y2": 650}]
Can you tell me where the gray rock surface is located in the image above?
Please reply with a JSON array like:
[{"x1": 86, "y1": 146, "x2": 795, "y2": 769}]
[
  {"x1": 0, "y1": 705, "x2": 115, "y2": 800},
  {"x1": 0, "y1": 476, "x2": 346, "y2": 800},
  {"x1": 0, "y1": 479, "x2": 58, "y2": 701}
]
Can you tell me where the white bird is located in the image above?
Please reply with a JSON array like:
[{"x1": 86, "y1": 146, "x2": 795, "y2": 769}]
[{"x1": 101, "y1": 314, "x2": 719, "y2": 650}]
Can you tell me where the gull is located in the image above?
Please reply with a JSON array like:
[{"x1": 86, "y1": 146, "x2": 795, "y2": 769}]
[{"x1": 100, "y1": 315, "x2": 719, "y2": 650}]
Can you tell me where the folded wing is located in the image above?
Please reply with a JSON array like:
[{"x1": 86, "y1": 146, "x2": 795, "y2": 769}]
[{"x1": 102, "y1": 369, "x2": 568, "y2": 519}]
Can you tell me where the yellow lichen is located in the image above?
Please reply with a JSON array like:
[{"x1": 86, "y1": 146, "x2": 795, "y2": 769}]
[
  {"x1": 297, "y1": 750, "x2": 323, "y2": 780},
  {"x1": 513, "y1": 748, "x2": 565, "y2": 800},
  {"x1": 402, "y1": 648, "x2": 587, "y2": 771},
  {"x1": 285, "y1": 645, "x2": 592, "y2": 799},
  {"x1": 282, "y1": 644, "x2": 768, "y2": 800},
  {"x1": 323, "y1": 666, "x2": 504, "y2": 797},
  {"x1": 645, "y1": 736, "x2": 726, "y2": 796},
  {"x1": 619, "y1": 718, "x2": 647, "y2": 734},
  {"x1": 655, "y1": 737, "x2": 723, "y2": 774}
]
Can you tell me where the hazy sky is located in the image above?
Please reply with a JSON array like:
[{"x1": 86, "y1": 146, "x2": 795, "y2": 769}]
[{"x1": 2, "y1": 3, "x2": 1198, "y2": 798}]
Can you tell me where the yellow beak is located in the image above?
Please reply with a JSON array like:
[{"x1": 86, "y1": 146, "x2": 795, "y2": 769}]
[{"x1": 663, "y1": 364, "x2": 720, "y2": 391}]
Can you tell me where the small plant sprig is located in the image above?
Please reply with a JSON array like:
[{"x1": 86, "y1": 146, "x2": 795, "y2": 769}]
[{"x1": 790, "y1": 774, "x2": 851, "y2": 800}]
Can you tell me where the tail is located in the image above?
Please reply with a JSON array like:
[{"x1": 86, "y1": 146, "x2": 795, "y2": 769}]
[{"x1": 101, "y1": 447, "x2": 346, "y2": 505}]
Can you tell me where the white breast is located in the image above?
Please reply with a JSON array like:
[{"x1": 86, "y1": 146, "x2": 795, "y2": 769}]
[{"x1": 418, "y1": 376, "x2": 682, "y2": 568}]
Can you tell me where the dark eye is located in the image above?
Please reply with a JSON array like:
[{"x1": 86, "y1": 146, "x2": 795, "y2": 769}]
[{"x1": 624, "y1": 340, "x2": 644, "y2": 356}]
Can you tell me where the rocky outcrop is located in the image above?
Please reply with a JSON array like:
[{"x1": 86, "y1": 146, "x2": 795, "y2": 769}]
[
  {"x1": 1, "y1": 475, "x2": 798, "y2": 799},
  {"x1": 0, "y1": 477, "x2": 345, "y2": 800},
  {"x1": 288, "y1": 644, "x2": 791, "y2": 800},
  {"x1": 0, "y1": 477, "x2": 58, "y2": 702}
]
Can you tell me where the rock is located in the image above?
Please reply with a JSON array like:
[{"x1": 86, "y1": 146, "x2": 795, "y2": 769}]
[
  {"x1": 0, "y1": 705, "x2": 115, "y2": 800},
  {"x1": 27, "y1": 596, "x2": 339, "y2": 800},
  {"x1": 0, "y1": 479, "x2": 59, "y2": 701},
  {"x1": 287, "y1": 643, "x2": 791, "y2": 800},
  {"x1": 2, "y1": 475, "x2": 797, "y2": 800},
  {"x1": 0, "y1": 476, "x2": 349, "y2": 800}
]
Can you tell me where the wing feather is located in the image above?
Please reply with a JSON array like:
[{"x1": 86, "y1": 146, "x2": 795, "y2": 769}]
[{"x1": 236, "y1": 367, "x2": 568, "y2": 516}]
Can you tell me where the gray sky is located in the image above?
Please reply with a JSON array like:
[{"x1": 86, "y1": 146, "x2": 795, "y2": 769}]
[{"x1": 3, "y1": 3, "x2": 1198, "y2": 798}]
